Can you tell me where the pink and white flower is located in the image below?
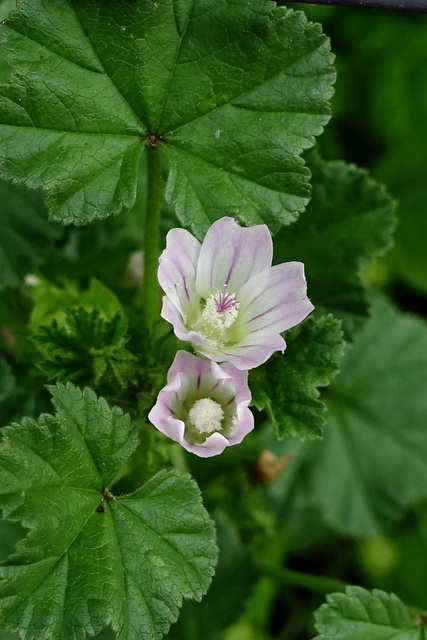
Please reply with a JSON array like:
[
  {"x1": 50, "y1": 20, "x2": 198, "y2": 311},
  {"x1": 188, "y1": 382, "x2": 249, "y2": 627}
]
[
  {"x1": 158, "y1": 217, "x2": 314, "y2": 370},
  {"x1": 148, "y1": 350, "x2": 254, "y2": 458}
]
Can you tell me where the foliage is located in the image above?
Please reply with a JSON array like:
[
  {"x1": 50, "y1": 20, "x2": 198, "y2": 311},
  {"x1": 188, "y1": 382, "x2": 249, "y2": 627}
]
[
  {"x1": 0, "y1": 0, "x2": 334, "y2": 235},
  {"x1": 0, "y1": 181, "x2": 61, "y2": 289},
  {"x1": 251, "y1": 314, "x2": 344, "y2": 439},
  {"x1": 274, "y1": 152, "x2": 397, "y2": 337},
  {"x1": 314, "y1": 587, "x2": 422, "y2": 640},
  {"x1": 0, "y1": 384, "x2": 217, "y2": 640},
  {"x1": 266, "y1": 295, "x2": 427, "y2": 538},
  {"x1": 33, "y1": 308, "x2": 138, "y2": 391},
  {"x1": 0, "y1": 0, "x2": 426, "y2": 639}
]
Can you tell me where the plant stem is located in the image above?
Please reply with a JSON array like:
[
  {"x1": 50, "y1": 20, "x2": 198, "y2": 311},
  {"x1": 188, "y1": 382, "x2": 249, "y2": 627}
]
[
  {"x1": 285, "y1": 0, "x2": 427, "y2": 11},
  {"x1": 260, "y1": 564, "x2": 347, "y2": 594},
  {"x1": 143, "y1": 146, "x2": 163, "y2": 330}
]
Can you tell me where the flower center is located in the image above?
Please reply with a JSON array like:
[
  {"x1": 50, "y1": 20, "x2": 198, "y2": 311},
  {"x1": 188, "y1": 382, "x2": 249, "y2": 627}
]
[
  {"x1": 188, "y1": 398, "x2": 224, "y2": 434},
  {"x1": 201, "y1": 287, "x2": 239, "y2": 331}
]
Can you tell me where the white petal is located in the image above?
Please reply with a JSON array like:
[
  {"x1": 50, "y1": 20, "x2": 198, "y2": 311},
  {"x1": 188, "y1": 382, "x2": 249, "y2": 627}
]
[
  {"x1": 195, "y1": 217, "x2": 273, "y2": 298},
  {"x1": 158, "y1": 228, "x2": 201, "y2": 316},
  {"x1": 182, "y1": 432, "x2": 230, "y2": 457},
  {"x1": 216, "y1": 331, "x2": 287, "y2": 370},
  {"x1": 238, "y1": 262, "x2": 314, "y2": 334}
]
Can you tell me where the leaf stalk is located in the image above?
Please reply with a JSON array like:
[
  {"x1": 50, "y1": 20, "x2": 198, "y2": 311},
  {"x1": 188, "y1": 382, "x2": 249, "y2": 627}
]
[{"x1": 260, "y1": 564, "x2": 347, "y2": 594}]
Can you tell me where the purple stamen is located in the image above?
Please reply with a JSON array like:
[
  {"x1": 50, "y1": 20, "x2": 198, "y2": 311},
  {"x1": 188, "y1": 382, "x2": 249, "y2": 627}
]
[{"x1": 215, "y1": 290, "x2": 237, "y2": 313}]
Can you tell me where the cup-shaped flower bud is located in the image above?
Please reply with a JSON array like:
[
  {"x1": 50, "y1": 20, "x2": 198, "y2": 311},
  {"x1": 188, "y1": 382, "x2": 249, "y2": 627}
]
[
  {"x1": 148, "y1": 350, "x2": 254, "y2": 457},
  {"x1": 158, "y1": 217, "x2": 314, "y2": 370}
]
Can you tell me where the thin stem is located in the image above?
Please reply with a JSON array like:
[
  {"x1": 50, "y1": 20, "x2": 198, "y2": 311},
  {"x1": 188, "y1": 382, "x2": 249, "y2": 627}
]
[
  {"x1": 285, "y1": 0, "x2": 427, "y2": 11},
  {"x1": 143, "y1": 146, "x2": 163, "y2": 330},
  {"x1": 260, "y1": 564, "x2": 347, "y2": 594}
]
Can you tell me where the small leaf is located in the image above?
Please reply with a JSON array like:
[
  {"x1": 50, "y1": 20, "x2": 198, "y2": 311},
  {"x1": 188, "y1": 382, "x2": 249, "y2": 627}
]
[
  {"x1": 0, "y1": 383, "x2": 217, "y2": 640},
  {"x1": 274, "y1": 153, "x2": 397, "y2": 337},
  {"x1": 314, "y1": 586, "x2": 421, "y2": 640},
  {"x1": 0, "y1": 0, "x2": 334, "y2": 231},
  {"x1": 33, "y1": 308, "x2": 138, "y2": 390},
  {"x1": 251, "y1": 315, "x2": 344, "y2": 439},
  {"x1": 29, "y1": 277, "x2": 122, "y2": 329}
]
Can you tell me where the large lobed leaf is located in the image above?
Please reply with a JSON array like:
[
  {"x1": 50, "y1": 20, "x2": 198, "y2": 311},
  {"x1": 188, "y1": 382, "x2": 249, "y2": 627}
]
[
  {"x1": 0, "y1": 0, "x2": 334, "y2": 234},
  {"x1": 0, "y1": 383, "x2": 217, "y2": 640},
  {"x1": 274, "y1": 153, "x2": 397, "y2": 338},
  {"x1": 267, "y1": 295, "x2": 427, "y2": 537},
  {"x1": 314, "y1": 586, "x2": 422, "y2": 640}
]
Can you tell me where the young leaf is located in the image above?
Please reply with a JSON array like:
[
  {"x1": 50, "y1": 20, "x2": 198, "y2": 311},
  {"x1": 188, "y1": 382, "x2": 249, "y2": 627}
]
[
  {"x1": 314, "y1": 586, "x2": 421, "y2": 640},
  {"x1": 251, "y1": 315, "x2": 344, "y2": 439},
  {"x1": 274, "y1": 154, "x2": 397, "y2": 337},
  {"x1": 0, "y1": 0, "x2": 334, "y2": 233},
  {"x1": 29, "y1": 277, "x2": 122, "y2": 329},
  {"x1": 33, "y1": 308, "x2": 138, "y2": 390},
  {"x1": 0, "y1": 383, "x2": 217, "y2": 640},
  {"x1": 267, "y1": 296, "x2": 427, "y2": 537},
  {"x1": 0, "y1": 180, "x2": 60, "y2": 289}
]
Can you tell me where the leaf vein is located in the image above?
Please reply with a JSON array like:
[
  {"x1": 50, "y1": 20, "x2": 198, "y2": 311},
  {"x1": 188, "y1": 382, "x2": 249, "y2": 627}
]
[
  {"x1": 163, "y1": 39, "x2": 331, "y2": 136},
  {"x1": 154, "y1": 0, "x2": 197, "y2": 131},
  {"x1": 67, "y1": 3, "x2": 147, "y2": 131}
]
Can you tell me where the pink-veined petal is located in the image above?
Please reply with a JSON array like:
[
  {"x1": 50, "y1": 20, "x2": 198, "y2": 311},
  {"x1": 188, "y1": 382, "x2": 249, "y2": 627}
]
[
  {"x1": 209, "y1": 331, "x2": 287, "y2": 370},
  {"x1": 161, "y1": 297, "x2": 218, "y2": 351},
  {"x1": 182, "y1": 432, "x2": 230, "y2": 457},
  {"x1": 158, "y1": 228, "x2": 201, "y2": 315},
  {"x1": 195, "y1": 217, "x2": 273, "y2": 298},
  {"x1": 238, "y1": 262, "x2": 314, "y2": 335}
]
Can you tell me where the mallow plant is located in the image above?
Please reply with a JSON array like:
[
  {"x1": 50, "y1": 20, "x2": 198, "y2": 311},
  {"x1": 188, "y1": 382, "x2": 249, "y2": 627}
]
[{"x1": 0, "y1": 1, "x2": 426, "y2": 639}]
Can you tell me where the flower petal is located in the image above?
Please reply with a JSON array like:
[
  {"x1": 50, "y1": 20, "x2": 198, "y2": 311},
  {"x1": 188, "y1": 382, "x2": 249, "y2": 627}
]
[
  {"x1": 182, "y1": 432, "x2": 230, "y2": 457},
  {"x1": 148, "y1": 351, "x2": 254, "y2": 457},
  {"x1": 210, "y1": 331, "x2": 287, "y2": 370},
  {"x1": 238, "y1": 262, "x2": 314, "y2": 334},
  {"x1": 158, "y1": 228, "x2": 201, "y2": 316},
  {"x1": 195, "y1": 217, "x2": 273, "y2": 298}
]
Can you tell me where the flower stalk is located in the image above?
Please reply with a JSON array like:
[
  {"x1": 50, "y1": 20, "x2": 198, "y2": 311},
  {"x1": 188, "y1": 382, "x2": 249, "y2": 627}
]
[{"x1": 143, "y1": 146, "x2": 163, "y2": 331}]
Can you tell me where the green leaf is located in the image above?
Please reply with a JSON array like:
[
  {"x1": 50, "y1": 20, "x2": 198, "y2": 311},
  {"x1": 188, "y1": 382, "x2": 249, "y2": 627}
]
[
  {"x1": 0, "y1": 0, "x2": 15, "y2": 21},
  {"x1": 267, "y1": 296, "x2": 427, "y2": 537},
  {"x1": 29, "y1": 277, "x2": 122, "y2": 329},
  {"x1": 0, "y1": 181, "x2": 61, "y2": 289},
  {"x1": 377, "y1": 143, "x2": 427, "y2": 296},
  {"x1": 274, "y1": 153, "x2": 397, "y2": 337},
  {"x1": 0, "y1": 1, "x2": 13, "y2": 82},
  {"x1": 33, "y1": 308, "x2": 138, "y2": 390},
  {"x1": 0, "y1": 383, "x2": 217, "y2": 640},
  {"x1": 314, "y1": 586, "x2": 421, "y2": 640},
  {"x1": 166, "y1": 515, "x2": 257, "y2": 640},
  {"x1": 251, "y1": 315, "x2": 344, "y2": 439},
  {"x1": 0, "y1": 0, "x2": 334, "y2": 232}
]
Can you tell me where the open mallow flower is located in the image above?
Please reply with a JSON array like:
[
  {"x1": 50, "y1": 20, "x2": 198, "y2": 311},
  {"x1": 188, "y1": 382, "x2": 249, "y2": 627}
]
[
  {"x1": 158, "y1": 217, "x2": 314, "y2": 370},
  {"x1": 148, "y1": 350, "x2": 254, "y2": 457}
]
